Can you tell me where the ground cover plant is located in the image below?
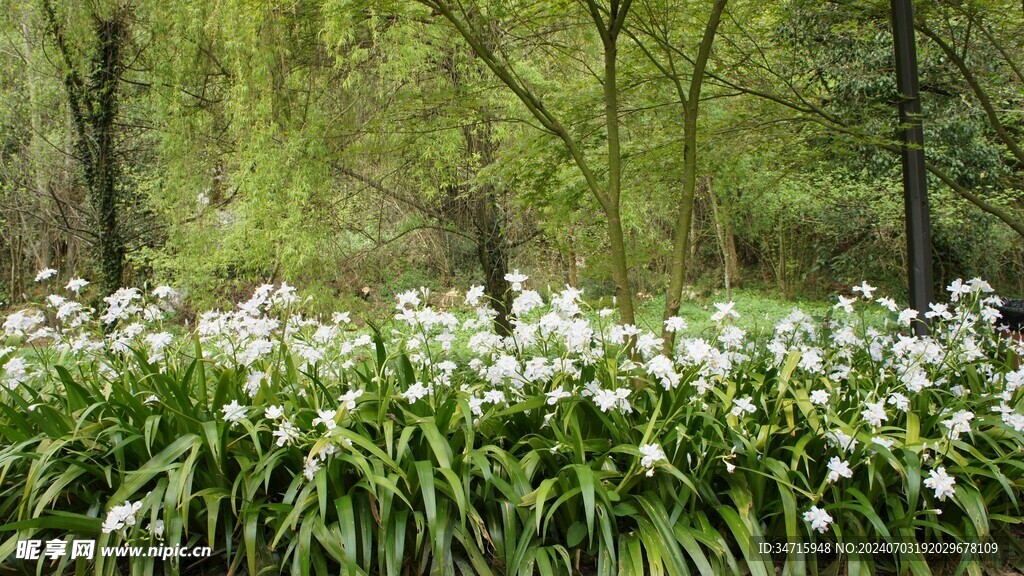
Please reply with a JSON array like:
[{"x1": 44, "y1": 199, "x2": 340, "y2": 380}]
[{"x1": 1, "y1": 273, "x2": 1023, "y2": 575}]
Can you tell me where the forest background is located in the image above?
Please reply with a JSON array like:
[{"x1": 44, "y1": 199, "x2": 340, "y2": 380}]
[{"x1": 2, "y1": 0, "x2": 1023, "y2": 332}]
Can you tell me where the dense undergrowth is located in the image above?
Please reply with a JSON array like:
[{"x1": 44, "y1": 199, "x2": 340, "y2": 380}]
[{"x1": 1, "y1": 274, "x2": 1023, "y2": 575}]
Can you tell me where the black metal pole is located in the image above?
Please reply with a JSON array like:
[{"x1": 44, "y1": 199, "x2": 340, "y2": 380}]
[{"x1": 891, "y1": 0, "x2": 933, "y2": 335}]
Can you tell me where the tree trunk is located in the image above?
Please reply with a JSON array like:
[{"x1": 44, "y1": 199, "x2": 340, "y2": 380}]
[
  {"x1": 602, "y1": 33, "x2": 636, "y2": 326},
  {"x1": 606, "y1": 207, "x2": 635, "y2": 325},
  {"x1": 45, "y1": 1, "x2": 128, "y2": 296},
  {"x1": 91, "y1": 16, "x2": 126, "y2": 295},
  {"x1": 659, "y1": 0, "x2": 727, "y2": 352},
  {"x1": 707, "y1": 176, "x2": 732, "y2": 301},
  {"x1": 476, "y1": 196, "x2": 513, "y2": 336},
  {"x1": 777, "y1": 225, "x2": 787, "y2": 296},
  {"x1": 465, "y1": 125, "x2": 513, "y2": 336},
  {"x1": 725, "y1": 216, "x2": 739, "y2": 283},
  {"x1": 662, "y1": 102, "x2": 700, "y2": 350},
  {"x1": 567, "y1": 233, "x2": 579, "y2": 288},
  {"x1": 22, "y1": 12, "x2": 53, "y2": 272}
]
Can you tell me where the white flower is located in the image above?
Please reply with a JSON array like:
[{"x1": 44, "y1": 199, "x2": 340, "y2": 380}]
[
  {"x1": 150, "y1": 519, "x2": 165, "y2": 538},
  {"x1": 244, "y1": 372, "x2": 268, "y2": 397},
  {"x1": 546, "y1": 386, "x2": 572, "y2": 405},
  {"x1": 504, "y1": 269, "x2": 528, "y2": 291},
  {"x1": 312, "y1": 409, "x2": 338, "y2": 430},
  {"x1": 798, "y1": 347, "x2": 824, "y2": 374},
  {"x1": 664, "y1": 316, "x2": 688, "y2": 333},
  {"x1": 809, "y1": 390, "x2": 830, "y2": 405},
  {"x1": 825, "y1": 430, "x2": 858, "y2": 453},
  {"x1": 923, "y1": 467, "x2": 957, "y2": 501},
  {"x1": 273, "y1": 420, "x2": 300, "y2": 446},
  {"x1": 403, "y1": 382, "x2": 429, "y2": 403},
  {"x1": 465, "y1": 285, "x2": 486, "y2": 306},
  {"x1": 730, "y1": 396, "x2": 756, "y2": 417},
  {"x1": 946, "y1": 279, "x2": 971, "y2": 302},
  {"x1": 646, "y1": 355, "x2": 680, "y2": 389},
  {"x1": 826, "y1": 457, "x2": 853, "y2": 483},
  {"x1": 1007, "y1": 369, "x2": 1024, "y2": 393},
  {"x1": 925, "y1": 302, "x2": 951, "y2": 320},
  {"x1": 151, "y1": 285, "x2": 178, "y2": 300},
  {"x1": 66, "y1": 278, "x2": 89, "y2": 293},
  {"x1": 338, "y1": 389, "x2": 364, "y2": 411},
  {"x1": 834, "y1": 295, "x2": 857, "y2": 314},
  {"x1": 902, "y1": 369, "x2": 932, "y2": 393},
  {"x1": 145, "y1": 332, "x2": 174, "y2": 353},
  {"x1": 681, "y1": 338, "x2": 713, "y2": 365},
  {"x1": 710, "y1": 302, "x2": 739, "y2": 323},
  {"x1": 980, "y1": 306, "x2": 1002, "y2": 324},
  {"x1": 593, "y1": 388, "x2": 632, "y2": 413},
  {"x1": 942, "y1": 410, "x2": 974, "y2": 441},
  {"x1": 4, "y1": 310, "x2": 45, "y2": 336},
  {"x1": 639, "y1": 443, "x2": 666, "y2": 469},
  {"x1": 483, "y1": 389, "x2": 506, "y2": 405},
  {"x1": 395, "y1": 290, "x2": 421, "y2": 309},
  {"x1": 221, "y1": 401, "x2": 246, "y2": 426},
  {"x1": 898, "y1": 309, "x2": 919, "y2": 327},
  {"x1": 100, "y1": 287, "x2": 143, "y2": 324},
  {"x1": 852, "y1": 282, "x2": 876, "y2": 299},
  {"x1": 1001, "y1": 411, "x2": 1024, "y2": 432},
  {"x1": 967, "y1": 278, "x2": 993, "y2": 293},
  {"x1": 303, "y1": 457, "x2": 323, "y2": 481},
  {"x1": 2, "y1": 356, "x2": 31, "y2": 389},
  {"x1": 861, "y1": 400, "x2": 888, "y2": 429},
  {"x1": 264, "y1": 405, "x2": 285, "y2": 420},
  {"x1": 803, "y1": 506, "x2": 833, "y2": 533},
  {"x1": 271, "y1": 282, "x2": 298, "y2": 306},
  {"x1": 34, "y1": 268, "x2": 57, "y2": 282},
  {"x1": 888, "y1": 393, "x2": 910, "y2": 412},
  {"x1": 512, "y1": 290, "x2": 544, "y2": 316},
  {"x1": 101, "y1": 500, "x2": 143, "y2": 534},
  {"x1": 876, "y1": 297, "x2": 899, "y2": 312},
  {"x1": 871, "y1": 436, "x2": 895, "y2": 450},
  {"x1": 468, "y1": 396, "x2": 485, "y2": 417}
]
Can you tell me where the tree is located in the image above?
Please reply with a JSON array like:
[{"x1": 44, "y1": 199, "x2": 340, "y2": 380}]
[
  {"x1": 410, "y1": 0, "x2": 640, "y2": 324},
  {"x1": 711, "y1": 0, "x2": 1024, "y2": 240},
  {"x1": 625, "y1": 0, "x2": 728, "y2": 349},
  {"x1": 42, "y1": 0, "x2": 131, "y2": 295}
]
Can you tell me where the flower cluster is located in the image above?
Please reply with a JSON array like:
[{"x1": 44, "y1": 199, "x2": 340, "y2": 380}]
[
  {"x1": 3, "y1": 271, "x2": 1023, "y2": 545},
  {"x1": 101, "y1": 500, "x2": 143, "y2": 534}
]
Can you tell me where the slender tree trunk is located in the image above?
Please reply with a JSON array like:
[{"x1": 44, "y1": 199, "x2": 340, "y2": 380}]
[
  {"x1": 774, "y1": 224, "x2": 782, "y2": 293},
  {"x1": 725, "y1": 215, "x2": 738, "y2": 282},
  {"x1": 687, "y1": 200, "x2": 698, "y2": 283},
  {"x1": 663, "y1": 103, "x2": 700, "y2": 342},
  {"x1": 602, "y1": 33, "x2": 636, "y2": 326},
  {"x1": 425, "y1": 0, "x2": 637, "y2": 324},
  {"x1": 659, "y1": 0, "x2": 727, "y2": 352},
  {"x1": 707, "y1": 176, "x2": 731, "y2": 301},
  {"x1": 22, "y1": 13, "x2": 53, "y2": 271},
  {"x1": 567, "y1": 233, "x2": 579, "y2": 288}
]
